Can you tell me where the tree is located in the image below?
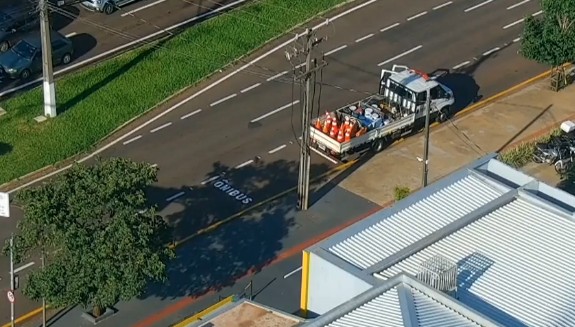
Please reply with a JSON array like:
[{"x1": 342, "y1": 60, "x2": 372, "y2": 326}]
[
  {"x1": 520, "y1": 0, "x2": 575, "y2": 89},
  {"x1": 7, "y1": 158, "x2": 174, "y2": 317}
]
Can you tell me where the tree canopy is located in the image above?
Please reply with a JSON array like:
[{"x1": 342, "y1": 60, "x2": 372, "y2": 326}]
[
  {"x1": 520, "y1": 0, "x2": 575, "y2": 67},
  {"x1": 7, "y1": 158, "x2": 174, "y2": 316}
]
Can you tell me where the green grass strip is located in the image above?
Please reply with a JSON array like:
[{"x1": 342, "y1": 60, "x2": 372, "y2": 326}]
[{"x1": 0, "y1": 0, "x2": 350, "y2": 185}]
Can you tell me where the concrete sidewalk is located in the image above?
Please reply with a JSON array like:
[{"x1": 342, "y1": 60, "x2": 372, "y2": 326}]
[{"x1": 340, "y1": 79, "x2": 575, "y2": 205}]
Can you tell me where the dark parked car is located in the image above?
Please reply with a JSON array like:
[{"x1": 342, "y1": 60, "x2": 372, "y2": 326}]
[
  {"x1": 0, "y1": 3, "x2": 39, "y2": 52},
  {"x1": 0, "y1": 31, "x2": 74, "y2": 80}
]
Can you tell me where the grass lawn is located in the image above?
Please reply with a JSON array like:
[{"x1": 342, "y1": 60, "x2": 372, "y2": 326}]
[{"x1": 0, "y1": 0, "x2": 351, "y2": 185}]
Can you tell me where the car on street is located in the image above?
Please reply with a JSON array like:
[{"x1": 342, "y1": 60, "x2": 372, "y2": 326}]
[
  {"x1": 81, "y1": 0, "x2": 140, "y2": 15},
  {"x1": 0, "y1": 3, "x2": 40, "y2": 53},
  {"x1": 0, "y1": 30, "x2": 74, "y2": 80}
]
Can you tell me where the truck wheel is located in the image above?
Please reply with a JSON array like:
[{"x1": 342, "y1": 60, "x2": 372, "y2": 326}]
[
  {"x1": 103, "y1": 3, "x2": 115, "y2": 15},
  {"x1": 436, "y1": 106, "x2": 450, "y2": 123},
  {"x1": 371, "y1": 139, "x2": 385, "y2": 153}
]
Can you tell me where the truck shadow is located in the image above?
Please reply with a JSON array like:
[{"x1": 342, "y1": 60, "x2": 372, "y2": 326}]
[{"x1": 558, "y1": 167, "x2": 575, "y2": 195}]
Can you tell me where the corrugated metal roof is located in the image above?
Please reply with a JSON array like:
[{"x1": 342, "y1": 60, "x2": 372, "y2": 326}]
[
  {"x1": 411, "y1": 287, "x2": 481, "y2": 327},
  {"x1": 376, "y1": 198, "x2": 575, "y2": 326},
  {"x1": 325, "y1": 287, "x2": 403, "y2": 327},
  {"x1": 328, "y1": 174, "x2": 503, "y2": 269}
]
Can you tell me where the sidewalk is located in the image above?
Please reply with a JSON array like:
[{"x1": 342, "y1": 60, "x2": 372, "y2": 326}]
[{"x1": 340, "y1": 80, "x2": 575, "y2": 204}]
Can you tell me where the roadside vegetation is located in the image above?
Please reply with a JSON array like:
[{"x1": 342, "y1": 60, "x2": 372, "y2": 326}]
[
  {"x1": 393, "y1": 185, "x2": 411, "y2": 202},
  {"x1": 0, "y1": 0, "x2": 350, "y2": 185},
  {"x1": 498, "y1": 129, "x2": 561, "y2": 168}
]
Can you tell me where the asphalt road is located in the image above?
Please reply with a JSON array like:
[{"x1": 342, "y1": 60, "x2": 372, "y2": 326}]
[
  {"x1": 0, "y1": 0, "x2": 550, "y2": 324},
  {"x1": 0, "y1": 0, "x2": 240, "y2": 95}
]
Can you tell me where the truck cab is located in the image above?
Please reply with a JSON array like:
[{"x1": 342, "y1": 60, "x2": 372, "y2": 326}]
[{"x1": 380, "y1": 65, "x2": 454, "y2": 123}]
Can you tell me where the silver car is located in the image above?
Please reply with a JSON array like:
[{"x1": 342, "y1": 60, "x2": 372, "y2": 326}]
[{"x1": 81, "y1": 0, "x2": 139, "y2": 15}]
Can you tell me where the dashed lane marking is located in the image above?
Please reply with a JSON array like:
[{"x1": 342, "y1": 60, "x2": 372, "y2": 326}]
[
  {"x1": 377, "y1": 45, "x2": 423, "y2": 67},
  {"x1": 464, "y1": 0, "x2": 494, "y2": 12},
  {"x1": 266, "y1": 71, "x2": 288, "y2": 82},
  {"x1": 355, "y1": 33, "x2": 374, "y2": 43},
  {"x1": 235, "y1": 159, "x2": 254, "y2": 169},
  {"x1": 150, "y1": 122, "x2": 172, "y2": 133},
  {"x1": 123, "y1": 135, "x2": 142, "y2": 145},
  {"x1": 407, "y1": 11, "x2": 427, "y2": 21},
  {"x1": 483, "y1": 47, "x2": 500, "y2": 56},
  {"x1": 433, "y1": 1, "x2": 452, "y2": 10},
  {"x1": 165, "y1": 191, "x2": 185, "y2": 202},
  {"x1": 507, "y1": 0, "x2": 530, "y2": 10},
  {"x1": 180, "y1": 109, "x2": 202, "y2": 120},
  {"x1": 241, "y1": 83, "x2": 261, "y2": 93},
  {"x1": 452, "y1": 61, "x2": 470, "y2": 70},
  {"x1": 380, "y1": 22, "x2": 400, "y2": 32},
  {"x1": 210, "y1": 93, "x2": 237, "y2": 107},
  {"x1": 324, "y1": 45, "x2": 347, "y2": 56},
  {"x1": 201, "y1": 176, "x2": 220, "y2": 185},
  {"x1": 250, "y1": 100, "x2": 299, "y2": 123},
  {"x1": 268, "y1": 144, "x2": 287, "y2": 154}
]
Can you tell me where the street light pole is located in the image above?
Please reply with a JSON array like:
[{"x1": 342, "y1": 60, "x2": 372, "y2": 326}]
[
  {"x1": 39, "y1": 0, "x2": 57, "y2": 117},
  {"x1": 41, "y1": 249, "x2": 46, "y2": 327},
  {"x1": 421, "y1": 88, "x2": 431, "y2": 188},
  {"x1": 9, "y1": 235, "x2": 15, "y2": 327}
]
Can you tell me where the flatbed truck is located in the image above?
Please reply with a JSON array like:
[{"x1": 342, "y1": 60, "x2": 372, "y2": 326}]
[{"x1": 310, "y1": 65, "x2": 455, "y2": 161}]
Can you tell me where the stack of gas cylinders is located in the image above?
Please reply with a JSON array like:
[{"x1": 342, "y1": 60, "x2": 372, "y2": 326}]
[{"x1": 314, "y1": 112, "x2": 367, "y2": 143}]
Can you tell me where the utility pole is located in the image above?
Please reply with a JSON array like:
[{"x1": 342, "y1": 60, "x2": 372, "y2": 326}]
[
  {"x1": 421, "y1": 88, "x2": 431, "y2": 187},
  {"x1": 288, "y1": 29, "x2": 327, "y2": 211},
  {"x1": 9, "y1": 235, "x2": 15, "y2": 327},
  {"x1": 39, "y1": 0, "x2": 57, "y2": 117},
  {"x1": 41, "y1": 249, "x2": 46, "y2": 327}
]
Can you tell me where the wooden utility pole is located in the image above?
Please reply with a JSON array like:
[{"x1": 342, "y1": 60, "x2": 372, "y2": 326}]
[{"x1": 287, "y1": 29, "x2": 327, "y2": 210}]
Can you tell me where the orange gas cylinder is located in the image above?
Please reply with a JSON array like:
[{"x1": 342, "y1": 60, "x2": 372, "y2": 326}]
[
  {"x1": 337, "y1": 129, "x2": 345, "y2": 143},
  {"x1": 322, "y1": 115, "x2": 332, "y2": 134}
]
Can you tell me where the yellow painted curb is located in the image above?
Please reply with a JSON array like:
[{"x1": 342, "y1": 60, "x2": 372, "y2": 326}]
[
  {"x1": 172, "y1": 295, "x2": 235, "y2": 327},
  {"x1": 0, "y1": 306, "x2": 46, "y2": 327}
]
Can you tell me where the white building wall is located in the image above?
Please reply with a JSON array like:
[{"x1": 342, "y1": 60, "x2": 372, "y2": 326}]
[{"x1": 307, "y1": 251, "x2": 372, "y2": 315}]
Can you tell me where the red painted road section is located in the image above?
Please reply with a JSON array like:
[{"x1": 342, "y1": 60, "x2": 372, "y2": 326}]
[{"x1": 132, "y1": 203, "x2": 387, "y2": 327}]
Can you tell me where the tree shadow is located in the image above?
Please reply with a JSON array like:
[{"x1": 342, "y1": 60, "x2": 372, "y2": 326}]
[
  {"x1": 0, "y1": 142, "x2": 12, "y2": 156},
  {"x1": 50, "y1": 5, "x2": 79, "y2": 32},
  {"x1": 68, "y1": 33, "x2": 98, "y2": 59},
  {"x1": 435, "y1": 71, "x2": 481, "y2": 114},
  {"x1": 557, "y1": 167, "x2": 575, "y2": 195}
]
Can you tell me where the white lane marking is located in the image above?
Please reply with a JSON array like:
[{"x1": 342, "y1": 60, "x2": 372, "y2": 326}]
[
  {"x1": 452, "y1": 61, "x2": 470, "y2": 70},
  {"x1": 121, "y1": 0, "x2": 166, "y2": 17},
  {"x1": 5, "y1": 0, "x2": 382, "y2": 194},
  {"x1": 201, "y1": 176, "x2": 220, "y2": 185},
  {"x1": 355, "y1": 33, "x2": 374, "y2": 43},
  {"x1": 166, "y1": 192, "x2": 185, "y2": 202},
  {"x1": 503, "y1": 11, "x2": 542, "y2": 29},
  {"x1": 507, "y1": 0, "x2": 529, "y2": 10},
  {"x1": 210, "y1": 93, "x2": 237, "y2": 107},
  {"x1": 283, "y1": 266, "x2": 302, "y2": 279},
  {"x1": 268, "y1": 144, "x2": 287, "y2": 154},
  {"x1": 241, "y1": 83, "x2": 261, "y2": 93},
  {"x1": 14, "y1": 262, "x2": 35, "y2": 274},
  {"x1": 433, "y1": 1, "x2": 453, "y2": 10},
  {"x1": 65, "y1": 32, "x2": 77, "y2": 37},
  {"x1": 324, "y1": 45, "x2": 348, "y2": 56},
  {"x1": 150, "y1": 122, "x2": 172, "y2": 133},
  {"x1": 150, "y1": 163, "x2": 158, "y2": 167},
  {"x1": 310, "y1": 147, "x2": 338, "y2": 165},
  {"x1": 407, "y1": 11, "x2": 427, "y2": 21},
  {"x1": 377, "y1": 45, "x2": 423, "y2": 67},
  {"x1": 180, "y1": 109, "x2": 202, "y2": 120},
  {"x1": 0, "y1": 0, "x2": 250, "y2": 100},
  {"x1": 250, "y1": 100, "x2": 299, "y2": 123},
  {"x1": 266, "y1": 71, "x2": 288, "y2": 82},
  {"x1": 235, "y1": 159, "x2": 254, "y2": 169},
  {"x1": 513, "y1": 37, "x2": 522, "y2": 43},
  {"x1": 295, "y1": 62, "x2": 305, "y2": 69},
  {"x1": 380, "y1": 22, "x2": 400, "y2": 32},
  {"x1": 483, "y1": 47, "x2": 500, "y2": 56},
  {"x1": 464, "y1": 0, "x2": 493, "y2": 12},
  {"x1": 122, "y1": 135, "x2": 142, "y2": 145}
]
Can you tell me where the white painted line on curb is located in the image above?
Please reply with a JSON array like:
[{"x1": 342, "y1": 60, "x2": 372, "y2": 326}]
[
  {"x1": 210, "y1": 93, "x2": 237, "y2": 107},
  {"x1": 268, "y1": 144, "x2": 287, "y2": 154},
  {"x1": 14, "y1": 262, "x2": 35, "y2": 274},
  {"x1": 65, "y1": 32, "x2": 77, "y2": 37},
  {"x1": 311, "y1": 147, "x2": 338, "y2": 165},
  {"x1": 121, "y1": 0, "x2": 166, "y2": 17},
  {"x1": 483, "y1": 47, "x2": 500, "y2": 56},
  {"x1": 355, "y1": 33, "x2": 374, "y2": 43},
  {"x1": 267, "y1": 71, "x2": 288, "y2": 82},
  {"x1": 4, "y1": 0, "x2": 381, "y2": 194},
  {"x1": 433, "y1": 1, "x2": 452, "y2": 10},
  {"x1": 180, "y1": 109, "x2": 202, "y2": 120},
  {"x1": 507, "y1": 0, "x2": 529, "y2": 10},
  {"x1": 123, "y1": 135, "x2": 142, "y2": 145},
  {"x1": 284, "y1": 266, "x2": 302, "y2": 279},
  {"x1": 251, "y1": 100, "x2": 299, "y2": 123},
  {"x1": 407, "y1": 11, "x2": 427, "y2": 21},
  {"x1": 201, "y1": 176, "x2": 220, "y2": 185},
  {"x1": 324, "y1": 45, "x2": 347, "y2": 56},
  {"x1": 0, "y1": 0, "x2": 250, "y2": 99},
  {"x1": 380, "y1": 22, "x2": 400, "y2": 32},
  {"x1": 464, "y1": 0, "x2": 493, "y2": 12},
  {"x1": 452, "y1": 61, "x2": 470, "y2": 70},
  {"x1": 378, "y1": 45, "x2": 423, "y2": 67},
  {"x1": 235, "y1": 160, "x2": 254, "y2": 169},
  {"x1": 241, "y1": 83, "x2": 261, "y2": 93},
  {"x1": 166, "y1": 192, "x2": 185, "y2": 202},
  {"x1": 150, "y1": 122, "x2": 172, "y2": 133}
]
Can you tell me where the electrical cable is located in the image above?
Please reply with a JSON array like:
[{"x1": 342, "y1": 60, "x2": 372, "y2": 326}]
[{"x1": 315, "y1": 55, "x2": 324, "y2": 118}]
